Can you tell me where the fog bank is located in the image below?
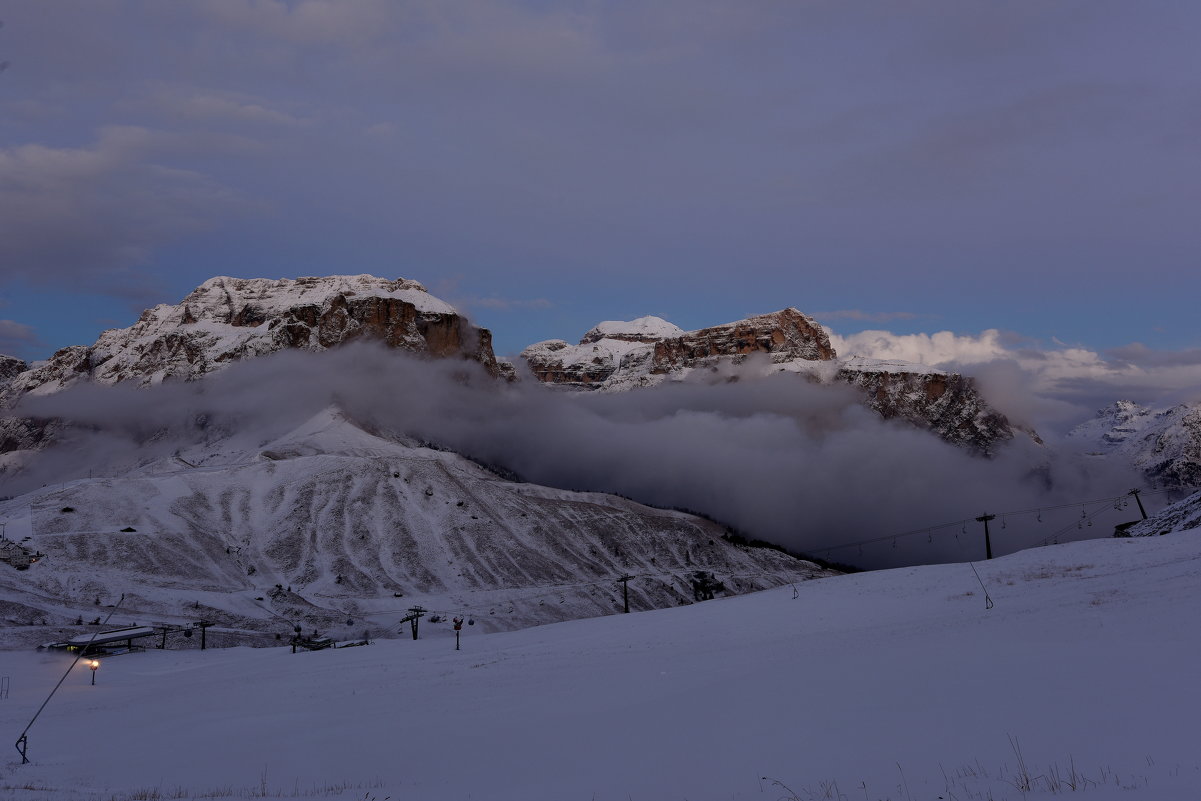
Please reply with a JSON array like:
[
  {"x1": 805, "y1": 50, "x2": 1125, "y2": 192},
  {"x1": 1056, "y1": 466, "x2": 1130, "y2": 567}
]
[{"x1": 5, "y1": 346, "x2": 1145, "y2": 568}]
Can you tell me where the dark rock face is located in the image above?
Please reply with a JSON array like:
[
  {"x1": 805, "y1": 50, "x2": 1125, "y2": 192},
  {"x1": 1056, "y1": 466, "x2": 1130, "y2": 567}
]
[
  {"x1": 522, "y1": 308, "x2": 836, "y2": 391},
  {"x1": 836, "y1": 365, "x2": 1023, "y2": 455},
  {"x1": 650, "y1": 309, "x2": 836, "y2": 374},
  {"x1": 0, "y1": 355, "x2": 27, "y2": 384}
]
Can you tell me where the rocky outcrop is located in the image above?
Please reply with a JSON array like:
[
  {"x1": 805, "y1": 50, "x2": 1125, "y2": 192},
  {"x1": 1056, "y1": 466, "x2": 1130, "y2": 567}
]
[
  {"x1": 523, "y1": 308, "x2": 836, "y2": 391},
  {"x1": 651, "y1": 308, "x2": 836, "y2": 373},
  {"x1": 0, "y1": 275, "x2": 499, "y2": 459},
  {"x1": 836, "y1": 358, "x2": 1023, "y2": 455},
  {"x1": 0, "y1": 355, "x2": 27, "y2": 385},
  {"x1": 1067, "y1": 401, "x2": 1201, "y2": 489},
  {"x1": 78, "y1": 275, "x2": 498, "y2": 385}
]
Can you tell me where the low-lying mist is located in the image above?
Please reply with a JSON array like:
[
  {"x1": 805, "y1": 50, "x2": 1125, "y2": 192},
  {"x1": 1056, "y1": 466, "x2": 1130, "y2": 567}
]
[{"x1": 5, "y1": 345, "x2": 1145, "y2": 568}]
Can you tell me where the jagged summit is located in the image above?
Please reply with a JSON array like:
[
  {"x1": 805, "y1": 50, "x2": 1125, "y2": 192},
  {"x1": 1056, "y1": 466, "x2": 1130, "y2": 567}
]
[
  {"x1": 89, "y1": 273, "x2": 492, "y2": 386},
  {"x1": 6, "y1": 274, "x2": 492, "y2": 394},
  {"x1": 581, "y1": 316, "x2": 685, "y2": 344},
  {"x1": 180, "y1": 275, "x2": 457, "y2": 320},
  {"x1": 523, "y1": 307, "x2": 836, "y2": 391}
]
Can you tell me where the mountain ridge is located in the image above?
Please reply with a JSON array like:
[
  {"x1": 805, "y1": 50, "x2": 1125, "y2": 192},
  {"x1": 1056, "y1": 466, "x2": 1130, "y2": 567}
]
[{"x1": 522, "y1": 308, "x2": 1026, "y2": 454}]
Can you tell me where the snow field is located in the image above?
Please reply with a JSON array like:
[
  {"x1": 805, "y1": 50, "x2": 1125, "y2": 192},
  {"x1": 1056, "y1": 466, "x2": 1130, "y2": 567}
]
[{"x1": 2, "y1": 533, "x2": 1199, "y2": 800}]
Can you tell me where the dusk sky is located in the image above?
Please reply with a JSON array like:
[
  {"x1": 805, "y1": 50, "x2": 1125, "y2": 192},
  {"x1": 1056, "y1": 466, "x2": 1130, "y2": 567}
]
[{"x1": 1, "y1": 1, "x2": 1199, "y2": 403}]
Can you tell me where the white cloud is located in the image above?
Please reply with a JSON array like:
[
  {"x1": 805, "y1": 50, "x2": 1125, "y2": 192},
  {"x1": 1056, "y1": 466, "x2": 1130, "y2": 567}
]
[
  {"x1": 153, "y1": 90, "x2": 307, "y2": 128},
  {"x1": 814, "y1": 310, "x2": 922, "y2": 323},
  {"x1": 829, "y1": 328, "x2": 1014, "y2": 366},
  {"x1": 0, "y1": 127, "x2": 252, "y2": 297},
  {"x1": 0, "y1": 320, "x2": 41, "y2": 358}
]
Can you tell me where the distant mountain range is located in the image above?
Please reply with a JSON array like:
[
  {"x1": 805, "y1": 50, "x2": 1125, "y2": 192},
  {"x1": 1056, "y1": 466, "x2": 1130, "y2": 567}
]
[
  {"x1": 1, "y1": 274, "x2": 1194, "y2": 642},
  {"x1": 1, "y1": 274, "x2": 1029, "y2": 462}
]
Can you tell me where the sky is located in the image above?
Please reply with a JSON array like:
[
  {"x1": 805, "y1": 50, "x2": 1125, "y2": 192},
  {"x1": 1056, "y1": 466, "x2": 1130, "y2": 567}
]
[{"x1": 1, "y1": 1, "x2": 1199, "y2": 384}]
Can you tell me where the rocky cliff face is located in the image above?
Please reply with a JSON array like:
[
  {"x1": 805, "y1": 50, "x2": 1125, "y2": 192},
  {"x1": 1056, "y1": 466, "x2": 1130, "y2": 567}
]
[
  {"x1": 523, "y1": 308, "x2": 837, "y2": 391},
  {"x1": 523, "y1": 312, "x2": 1022, "y2": 453},
  {"x1": 77, "y1": 275, "x2": 496, "y2": 385},
  {"x1": 1067, "y1": 400, "x2": 1201, "y2": 489},
  {"x1": 836, "y1": 357, "x2": 1027, "y2": 454},
  {"x1": 0, "y1": 356, "x2": 27, "y2": 385},
  {"x1": 0, "y1": 275, "x2": 499, "y2": 459}
]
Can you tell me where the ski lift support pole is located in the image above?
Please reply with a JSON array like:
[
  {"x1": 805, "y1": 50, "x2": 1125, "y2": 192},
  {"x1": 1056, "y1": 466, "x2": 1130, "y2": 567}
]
[
  {"x1": 975, "y1": 514, "x2": 996, "y2": 560},
  {"x1": 402, "y1": 607, "x2": 426, "y2": 640},
  {"x1": 617, "y1": 574, "x2": 635, "y2": 613},
  {"x1": 14, "y1": 593, "x2": 125, "y2": 764},
  {"x1": 1129, "y1": 489, "x2": 1148, "y2": 520}
]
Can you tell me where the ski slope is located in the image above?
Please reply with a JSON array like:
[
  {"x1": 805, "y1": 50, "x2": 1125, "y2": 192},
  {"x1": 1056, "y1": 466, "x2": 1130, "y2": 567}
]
[{"x1": 2, "y1": 532, "x2": 1199, "y2": 800}]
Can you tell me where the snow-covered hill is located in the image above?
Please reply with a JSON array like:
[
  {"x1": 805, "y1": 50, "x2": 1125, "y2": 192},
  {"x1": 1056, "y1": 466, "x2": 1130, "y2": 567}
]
[
  {"x1": 523, "y1": 311, "x2": 1027, "y2": 453},
  {"x1": 1066, "y1": 400, "x2": 1201, "y2": 488},
  {"x1": 1, "y1": 533, "x2": 1198, "y2": 800},
  {"x1": 1127, "y1": 488, "x2": 1201, "y2": 536},
  {"x1": 0, "y1": 408, "x2": 831, "y2": 646}
]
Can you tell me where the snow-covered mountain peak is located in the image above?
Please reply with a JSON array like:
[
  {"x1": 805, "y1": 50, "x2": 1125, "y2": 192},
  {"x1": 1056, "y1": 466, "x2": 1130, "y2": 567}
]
[
  {"x1": 838, "y1": 355, "x2": 948, "y2": 376},
  {"x1": 522, "y1": 307, "x2": 836, "y2": 392},
  {"x1": 3, "y1": 273, "x2": 495, "y2": 395},
  {"x1": 0, "y1": 274, "x2": 500, "y2": 464},
  {"x1": 581, "y1": 316, "x2": 685, "y2": 344},
  {"x1": 179, "y1": 274, "x2": 456, "y2": 320},
  {"x1": 256, "y1": 406, "x2": 415, "y2": 460}
]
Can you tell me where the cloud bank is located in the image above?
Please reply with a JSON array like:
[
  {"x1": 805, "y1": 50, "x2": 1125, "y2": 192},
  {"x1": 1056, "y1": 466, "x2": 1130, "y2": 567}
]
[{"x1": 6, "y1": 345, "x2": 1145, "y2": 568}]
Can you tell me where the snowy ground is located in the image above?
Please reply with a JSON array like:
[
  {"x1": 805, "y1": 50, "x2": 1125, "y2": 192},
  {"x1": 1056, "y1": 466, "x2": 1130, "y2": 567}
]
[{"x1": 2, "y1": 533, "x2": 1199, "y2": 801}]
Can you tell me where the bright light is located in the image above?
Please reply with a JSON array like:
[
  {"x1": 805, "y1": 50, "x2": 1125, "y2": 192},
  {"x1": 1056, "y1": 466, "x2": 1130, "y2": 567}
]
[{"x1": 88, "y1": 660, "x2": 99, "y2": 670}]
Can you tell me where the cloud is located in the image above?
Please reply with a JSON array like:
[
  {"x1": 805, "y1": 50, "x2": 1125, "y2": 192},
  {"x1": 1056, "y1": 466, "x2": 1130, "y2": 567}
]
[
  {"x1": 829, "y1": 328, "x2": 1015, "y2": 366},
  {"x1": 0, "y1": 320, "x2": 41, "y2": 358},
  {"x1": 4, "y1": 344, "x2": 1144, "y2": 569},
  {"x1": 1104, "y1": 343, "x2": 1201, "y2": 369},
  {"x1": 814, "y1": 310, "x2": 922, "y2": 323},
  {"x1": 150, "y1": 89, "x2": 307, "y2": 128},
  {"x1": 0, "y1": 126, "x2": 253, "y2": 299},
  {"x1": 198, "y1": 0, "x2": 402, "y2": 48}
]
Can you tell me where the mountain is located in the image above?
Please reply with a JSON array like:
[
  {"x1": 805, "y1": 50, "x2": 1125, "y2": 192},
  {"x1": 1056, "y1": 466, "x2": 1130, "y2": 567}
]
[
  {"x1": 522, "y1": 311, "x2": 1024, "y2": 453},
  {"x1": 1066, "y1": 400, "x2": 1201, "y2": 489},
  {"x1": 0, "y1": 408, "x2": 832, "y2": 645},
  {"x1": 0, "y1": 275, "x2": 499, "y2": 464},
  {"x1": 10, "y1": 275, "x2": 498, "y2": 391}
]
